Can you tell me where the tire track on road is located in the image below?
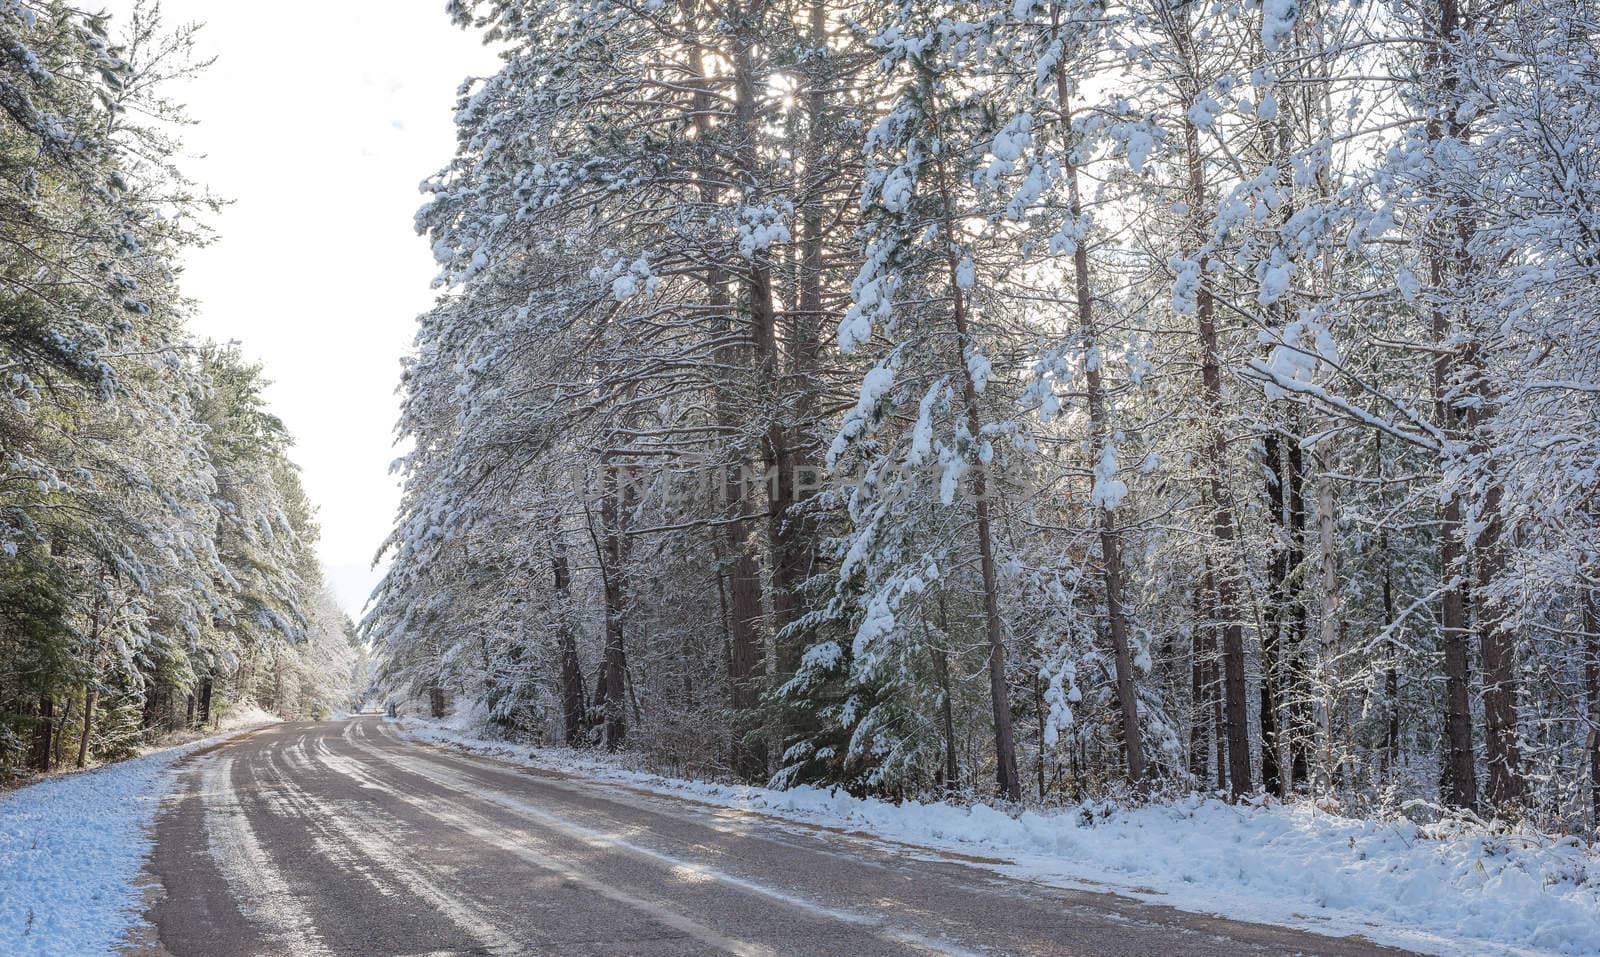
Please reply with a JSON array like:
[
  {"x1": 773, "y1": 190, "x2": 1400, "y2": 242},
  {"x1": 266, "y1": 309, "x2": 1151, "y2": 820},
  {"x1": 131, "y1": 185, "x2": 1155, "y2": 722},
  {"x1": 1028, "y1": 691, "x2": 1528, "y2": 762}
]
[{"x1": 329, "y1": 731, "x2": 991, "y2": 957}]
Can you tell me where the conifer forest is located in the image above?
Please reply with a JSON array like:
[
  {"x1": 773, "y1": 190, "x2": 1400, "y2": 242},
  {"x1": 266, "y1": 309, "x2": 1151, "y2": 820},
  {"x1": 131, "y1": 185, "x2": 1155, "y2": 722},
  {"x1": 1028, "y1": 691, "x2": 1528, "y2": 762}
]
[
  {"x1": 372, "y1": 0, "x2": 1600, "y2": 831},
  {"x1": 4, "y1": 1, "x2": 1600, "y2": 955}
]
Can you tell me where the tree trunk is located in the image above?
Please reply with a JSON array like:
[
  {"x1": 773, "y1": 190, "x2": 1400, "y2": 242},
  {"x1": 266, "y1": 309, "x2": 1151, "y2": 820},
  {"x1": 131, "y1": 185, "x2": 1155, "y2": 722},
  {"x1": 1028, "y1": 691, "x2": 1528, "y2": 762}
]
[
  {"x1": 945, "y1": 251, "x2": 1020, "y2": 802},
  {"x1": 51, "y1": 694, "x2": 71, "y2": 769},
  {"x1": 599, "y1": 461, "x2": 630, "y2": 750},
  {"x1": 1317, "y1": 472, "x2": 1341, "y2": 795},
  {"x1": 1470, "y1": 439, "x2": 1522, "y2": 811},
  {"x1": 705, "y1": 13, "x2": 773, "y2": 779},
  {"x1": 1261, "y1": 433, "x2": 1288, "y2": 796},
  {"x1": 924, "y1": 93, "x2": 1020, "y2": 802},
  {"x1": 1181, "y1": 106, "x2": 1253, "y2": 800},
  {"x1": 724, "y1": 476, "x2": 768, "y2": 780},
  {"x1": 77, "y1": 683, "x2": 97, "y2": 769},
  {"x1": 1422, "y1": 0, "x2": 1480, "y2": 815},
  {"x1": 30, "y1": 695, "x2": 54, "y2": 772},
  {"x1": 934, "y1": 644, "x2": 959, "y2": 793},
  {"x1": 1200, "y1": 564, "x2": 1229, "y2": 792},
  {"x1": 551, "y1": 544, "x2": 587, "y2": 747},
  {"x1": 1057, "y1": 73, "x2": 1144, "y2": 786},
  {"x1": 1382, "y1": 529, "x2": 1401, "y2": 776},
  {"x1": 1189, "y1": 589, "x2": 1210, "y2": 782},
  {"x1": 1284, "y1": 429, "x2": 1312, "y2": 789},
  {"x1": 198, "y1": 676, "x2": 213, "y2": 728},
  {"x1": 1585, "y1": 586, "x2": 1599, "y2": 827},
  {"x1": 766, "y1": 0, "x2": 831, "y2": 674}
]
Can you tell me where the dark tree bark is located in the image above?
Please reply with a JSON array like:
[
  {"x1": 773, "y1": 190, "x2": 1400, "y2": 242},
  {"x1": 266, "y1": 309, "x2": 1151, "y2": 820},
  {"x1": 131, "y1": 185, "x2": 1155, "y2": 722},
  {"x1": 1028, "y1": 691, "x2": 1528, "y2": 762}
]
[
  {"x1": 77, "y1": 683, "x2": 97, "y2": 769},
  {"x1": 1425, "y1": 0, "x2": 1479, "y2": 812},
  {"x1": 30, "y1": 695, "x2": 54, "y2": 772},
  {"x1": 551, "y1": 545, "x2": 587, "y2": 747},
  {"x1": 1381, "y1": 524, "x2": 1401, "y2": 776},
  {"x1": 1473, "y1": 478, "x2": 1523, "y2": 811},
  {"x1": 724, "y1": 481, "x2": 768, "y2": 780},
  {"x1": 198, "y1": 676, "x2": 213, "y2": 728},
  {"x1": 766, "y1": 0, "x2": 832, "y2": 675},
  {"x1": 1055, "y1": 66, "x2": 1144, "y2": 786},
  {"x1": 1189, "y1": 590, "x2": 1210, "y2": 783},
  {"x1": 934, "y1": 645, "x2": 960, "y2": 793},
  {"x1": 1283, "y1": 423, "x2": 1313, "y2": 788},
  {"x1": 1585, "y1": 586, "x2": 1599, "y2": 825},
  {"x1": 921, "y1": 94, "x2": 1020, "y2": 802},
  {"x1": 1261, "y1": 433, "x2": 1288, "y2": 796},
  {"x1": 599, "y1": 462, "x2": 630, "y2": 750},
  {"x1": 1180, "y1": 107, "x2": 1253, "y2": 800}
]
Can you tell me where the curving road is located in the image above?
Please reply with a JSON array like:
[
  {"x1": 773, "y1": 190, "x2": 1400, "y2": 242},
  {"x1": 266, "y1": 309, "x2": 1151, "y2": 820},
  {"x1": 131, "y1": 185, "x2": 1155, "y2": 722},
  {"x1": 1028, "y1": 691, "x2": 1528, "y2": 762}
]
[{"x1": 130, "y1": 717, "x2": 1415, "y2": 957}]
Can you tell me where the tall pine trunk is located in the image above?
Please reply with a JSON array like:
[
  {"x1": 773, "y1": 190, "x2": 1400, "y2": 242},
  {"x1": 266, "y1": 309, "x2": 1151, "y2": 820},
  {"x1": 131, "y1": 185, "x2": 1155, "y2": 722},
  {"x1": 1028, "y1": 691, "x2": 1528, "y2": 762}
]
[
  {"x1": 1261, "y1": 433, "x2": 1288, "y2": 795},
  {"x1": 714, "y1": 9, "x2": 773, "y2": 781},
  {"x1": 598, "y1": 460, "x2": 630, "y2": 750},
  {"x1": 77, "y1": 683, "x2": 97, "y2": 769},
  {"x1": 1057, "y1": 73, "x2": 1143, "y2": 785},
  {"x1": 31, "y1": 695, "x2": 54, "y2": 772},
  {"x1": 551, "y1": 544, "x2": 586, "y2": 746},
  {"x1": 924, "y1": 96, "x2": 1020, "y2": 802},
  {"x1": 1585, "y1": 586, "x2": 1599, "y2": 826},
  {"x1": 1424, "y1": 0, "x2": 1479, "y2": 811},
  {"x1": 1180, "y1": 98, "x2": 1253, "y2": 800},
  {"x1": 952, "y1": 271, "x2": 1020, "y2": 802}
]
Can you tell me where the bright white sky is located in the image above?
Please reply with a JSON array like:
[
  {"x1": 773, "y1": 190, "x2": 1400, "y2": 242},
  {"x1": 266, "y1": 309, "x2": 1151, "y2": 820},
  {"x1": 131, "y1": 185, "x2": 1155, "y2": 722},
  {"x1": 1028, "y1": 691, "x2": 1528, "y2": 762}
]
[{"x1": 110, "y1": 2, "x2": 499, "y2": 619}]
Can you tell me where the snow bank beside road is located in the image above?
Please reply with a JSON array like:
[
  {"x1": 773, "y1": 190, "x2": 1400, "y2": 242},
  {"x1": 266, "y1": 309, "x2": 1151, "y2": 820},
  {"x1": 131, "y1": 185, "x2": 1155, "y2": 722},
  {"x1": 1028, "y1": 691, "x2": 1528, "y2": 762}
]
[
  {"x1": 0, "y1": 717, "x2": 276, "y2": 957},
  {"x1": 396, "y1": 717, "x2": 1600, "y2": 957}
]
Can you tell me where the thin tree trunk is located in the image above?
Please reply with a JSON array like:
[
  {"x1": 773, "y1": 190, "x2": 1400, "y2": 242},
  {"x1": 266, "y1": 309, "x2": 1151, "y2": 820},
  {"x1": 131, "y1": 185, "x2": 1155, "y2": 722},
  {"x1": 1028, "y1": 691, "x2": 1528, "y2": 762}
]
[
  {"x1": 198, "y1": 676, "x2": 213, "y2": 728},
  {"x1": 77, "y1": 683, "x2": 97, "y2": 769},
  {"x1": 1181, "y1": 104, "x2": 1253, "y2": 800},
  {"x1": 1284, "y1": 428, "x2": 1312, "y2": 789},
  {"x1": 30, "y1": 695, "x2": 54, "y2": 772},
  {"x1": 1382, "y1": 529, "x2": 1401, "y2": 776},
  {"x1": 1189, "y1": 590, "x2": 1210, "y2": 782},
  {"x1": 1057, "y1": 70, "x2": 1144, "y2": 786},
  {"x1": 1261, "y1": 433, "x2": 1288, "y2": 796},
  {"x1": 1317, "y1": 469, "x2": 1341, "y2": 794},
  {"x1": 926, "y1": 97, "x2": 1020, "y2": 802},
  {"x1": 599, "y1": 461, "x2": 630, "y2": 750},
  {"x1": 1584, "y1": 586, "x2": 1599, "y2": 826},
  {"x1": 935, "y1": 589, "x2": 961, "y2": 793},
  {"x1": 551, "y1": 544, "x2": 587, "y2": 746},
  {"x1": 52, "y1": 694, "x2": 71, "y2": 769},
  {"x1": 724, "y1": 475, "x2": 768, "y2": 780},
  {"x1": 959, "y1": 313, "x2": 1021, "y2": 802},
  {"x1": 1201, "y1": 564, "x2": 1228, "y2": 792}
]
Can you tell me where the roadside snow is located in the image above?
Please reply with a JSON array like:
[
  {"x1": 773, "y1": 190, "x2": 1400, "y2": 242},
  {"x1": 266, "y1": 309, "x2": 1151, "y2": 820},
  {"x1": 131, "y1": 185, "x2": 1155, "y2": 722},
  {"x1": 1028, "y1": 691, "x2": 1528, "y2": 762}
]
[
  {"x1": 395, "y1": 717, "x2": 1600, "y2": 957},
  {"x1": 0, "y1": 715, "x2": 277, "y2": 957}
]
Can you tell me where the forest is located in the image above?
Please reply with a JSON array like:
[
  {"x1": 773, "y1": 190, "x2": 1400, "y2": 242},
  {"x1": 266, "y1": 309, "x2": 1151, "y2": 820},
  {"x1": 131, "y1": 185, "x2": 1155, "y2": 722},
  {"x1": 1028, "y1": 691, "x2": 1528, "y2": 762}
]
[
  {"x1": 368, "y1": 0, "x2": 1600, "y2": 833},
  {"x1": 0, "y1": 3, "x2": 360, "y2": 781}
]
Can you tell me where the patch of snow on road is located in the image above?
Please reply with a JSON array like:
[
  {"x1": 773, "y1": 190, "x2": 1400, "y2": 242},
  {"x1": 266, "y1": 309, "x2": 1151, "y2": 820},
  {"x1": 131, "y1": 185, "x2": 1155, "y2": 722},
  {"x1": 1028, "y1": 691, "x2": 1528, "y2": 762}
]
[
  {"x1": 394, "y1": 716, "x2": 1600, "y2": 957},
  {"x1": 0, "y1": 717, "x2": 278, "y2": 956}
]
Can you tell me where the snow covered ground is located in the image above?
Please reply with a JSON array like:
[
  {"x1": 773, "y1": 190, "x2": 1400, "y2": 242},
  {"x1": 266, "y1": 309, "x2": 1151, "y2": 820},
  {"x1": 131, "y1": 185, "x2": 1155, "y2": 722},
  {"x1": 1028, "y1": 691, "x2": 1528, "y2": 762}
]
[
  {"x1": 396, "y1": 716, "x2": 1600, "y2": 957},
  {"x1": 0, "y1": 713, "x2": 278, "y2": 957}
]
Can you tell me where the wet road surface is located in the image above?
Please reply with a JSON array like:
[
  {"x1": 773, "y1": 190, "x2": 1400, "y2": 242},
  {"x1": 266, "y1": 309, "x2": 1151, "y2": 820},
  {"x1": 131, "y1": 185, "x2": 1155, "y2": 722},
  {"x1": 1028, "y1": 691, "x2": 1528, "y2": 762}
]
[{"x1": 133, "y1": 716, "x2": 1417, "y2": 957}]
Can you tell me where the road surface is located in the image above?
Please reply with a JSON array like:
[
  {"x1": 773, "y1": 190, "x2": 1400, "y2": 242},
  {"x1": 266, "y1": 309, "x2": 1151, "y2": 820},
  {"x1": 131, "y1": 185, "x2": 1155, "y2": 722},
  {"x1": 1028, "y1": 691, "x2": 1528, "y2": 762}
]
[{"x1": 131, "y1": 717, "x2": 1415, "y2": 956}]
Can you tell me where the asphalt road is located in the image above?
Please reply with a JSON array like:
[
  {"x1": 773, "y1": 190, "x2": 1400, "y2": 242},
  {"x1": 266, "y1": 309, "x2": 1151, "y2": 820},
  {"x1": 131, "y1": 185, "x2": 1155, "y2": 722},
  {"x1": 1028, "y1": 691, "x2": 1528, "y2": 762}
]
[{"x1": 131, "y1": 717, "x2": 1417, "y2": 957}]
